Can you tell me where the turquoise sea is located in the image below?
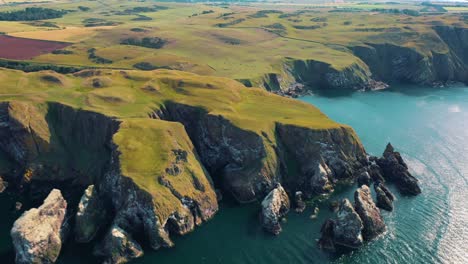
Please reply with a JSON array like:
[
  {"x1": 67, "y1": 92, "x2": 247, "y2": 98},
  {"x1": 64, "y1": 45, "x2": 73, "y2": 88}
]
[{"x1": 1, "y1": 85, "x2": 467, "y2": 263}]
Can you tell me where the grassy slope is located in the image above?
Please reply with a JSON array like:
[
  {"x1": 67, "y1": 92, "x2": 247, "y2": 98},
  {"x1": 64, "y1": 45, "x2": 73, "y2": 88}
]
[
  {"x1": 114, "y1": 118, "x2": 216, "y2": 220},
  {"x1": 1, "y1": 1, "x2": 464, "y2": 80},
  {"x1": 0, "y1": 68, "x2": 340, "y2": 132}
]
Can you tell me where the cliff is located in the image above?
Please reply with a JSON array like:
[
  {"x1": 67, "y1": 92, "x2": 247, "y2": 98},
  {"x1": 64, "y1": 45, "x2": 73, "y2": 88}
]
[
  {"x1": 0, "y1": 68, "x2": 369, "y2": 262},
  {"x1": 245, "y1": 26, "x2": 468, "y2": 94}
]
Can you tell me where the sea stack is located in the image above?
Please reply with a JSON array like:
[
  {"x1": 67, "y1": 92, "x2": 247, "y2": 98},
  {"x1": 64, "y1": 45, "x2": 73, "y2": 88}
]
[
  {"x1": 11, "y1": 189, "x2": 68, "y2": 264},
  {"x1": 377, "y1": 143, "x2": 421, "y2": 195},
  {"x1": 261, "y1": 184, "x2": 290, "y2": 235}
]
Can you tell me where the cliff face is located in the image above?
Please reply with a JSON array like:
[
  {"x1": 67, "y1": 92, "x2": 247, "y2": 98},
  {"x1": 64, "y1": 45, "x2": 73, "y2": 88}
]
[
  {"x1": 163, "y1": 102, "x2": 278, "y2": 202},
  {"x1": 98, "y1": 119, "x2": 219, "y2": 252},
  {"x1": 0, "y1": 101, "x2": 118, "y2": 189},
  {"x1": 276, "y1": 124, "x2": 366, "y2": 197},
  {"x1": 161, "y1": 102, "x2": 367, "y2": 202},
  {"x1": 249, "y1": 26, "x2": 468, "y2": 94},
  {"x1": 0, "y1": 69, "x2": 374, "y2": 263},
  {"x1": 250, "y1": 59, "x2": 376, "y2": 96}
]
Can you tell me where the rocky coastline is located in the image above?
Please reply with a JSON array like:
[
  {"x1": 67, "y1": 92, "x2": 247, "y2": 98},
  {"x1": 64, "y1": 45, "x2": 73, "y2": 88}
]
[
  {"x1": 0, "y1": 70, "x2": 422, "y2": 263},
  {"x1": 245, "y1": 26, "x2": 468, "y2": 97}
]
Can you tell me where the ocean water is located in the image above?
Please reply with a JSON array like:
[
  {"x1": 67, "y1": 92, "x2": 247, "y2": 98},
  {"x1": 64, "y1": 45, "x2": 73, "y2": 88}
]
[{"x1": 1, "y1": 85, "x2": 467, "y2": 264}]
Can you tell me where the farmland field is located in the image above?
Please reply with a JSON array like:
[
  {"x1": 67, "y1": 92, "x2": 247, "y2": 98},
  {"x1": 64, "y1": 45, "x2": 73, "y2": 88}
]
[
  {"x1": 0, "y1": 35, "x2": 70, "y2": 59},
  {"x1": 0, "y1": 0, "x2": 465, "y2": 83}
]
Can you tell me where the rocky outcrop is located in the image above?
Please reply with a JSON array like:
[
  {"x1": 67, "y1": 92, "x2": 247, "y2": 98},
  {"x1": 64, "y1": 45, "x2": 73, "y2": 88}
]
[
  {"x1": 354, "y1": 185, "x2": 386, "y2": 240},
  {"x1": 96, "y1": 118, "x2": 219, "y2": 260},
  {"x1": 261, "y1": 184, "x2": 290, "y2": 235},
  {"x1": 94, "y1": 225, "x2": 143, "y2": 264},
  {"x1": 319, "y1": 198, "x2": 364, "y2": 251},
  {"x1": 318, "y1": 219, "x2": 336, "y2": 251},
  {"x1": 374, "y1": 182, "x2": 394, "y2": 211},
  {"x1": 276, "y1": 124, "x2": 367, "y2": 198},
  {"x1": 332, "y1": 199, "x2": 364, "y2": 248},
  {"x1": 377, "y1": 143, "x2": 421, "y2": 195},
  {"x1": 163, "y1": 102, "x2": 277, "y2": 202},
  {"x1": 75, "y1": 185, "x2": 107, "y2": 243},
  {"x1": 320, "y1": 186, "x2": 387, "y2": 251},
  {"x1": 357, "y1": 171, "x2": 371, "y2": 186},
  {"x1": 11, "y1": 189, "x2": 67, "y2": 264},
  {"x1": 294, "y1": 191, "x2": 306, "y2": 213}
]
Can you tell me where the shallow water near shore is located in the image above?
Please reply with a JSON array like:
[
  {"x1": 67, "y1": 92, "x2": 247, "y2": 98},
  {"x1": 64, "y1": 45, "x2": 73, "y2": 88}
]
[{"x1": 1, "y1": 85, "x2": 467, "y2": 264}]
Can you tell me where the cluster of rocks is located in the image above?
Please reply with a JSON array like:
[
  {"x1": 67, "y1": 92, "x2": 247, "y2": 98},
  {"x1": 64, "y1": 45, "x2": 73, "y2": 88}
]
[
  {"x1": 10, "y1": 186, "x2": 143, "y2": 264},
  {"x1": 318, "y1": 143, "x2": 421, "y2": 251},
  {"x1": 318, "y1": 185, "x2": 385, "y2": 251},
  {"x1": 9, "y1": 142, "x2": 421, "y2": 263}
]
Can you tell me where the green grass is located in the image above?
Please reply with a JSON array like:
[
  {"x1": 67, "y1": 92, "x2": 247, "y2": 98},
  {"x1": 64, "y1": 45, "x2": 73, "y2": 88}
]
[
  {"x1": 113, "y1": 118, "x2": 217, "y2": 221},
  {"x1": 0, "y1": 0, "x2": 463, "y2": 83}
]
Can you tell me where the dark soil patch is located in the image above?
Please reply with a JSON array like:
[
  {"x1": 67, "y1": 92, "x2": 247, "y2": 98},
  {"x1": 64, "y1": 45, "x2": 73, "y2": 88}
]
[{"x1": 0, "y1": 35, "x2": 71, "y2": 60}]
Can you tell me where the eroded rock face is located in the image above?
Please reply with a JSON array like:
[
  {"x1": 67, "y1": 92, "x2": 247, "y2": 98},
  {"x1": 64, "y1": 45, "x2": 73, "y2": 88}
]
[
  {"x1": 75, "y1": 185, "x2": 107, "y2": 243},
  {"x1": 357, "y1": 171, "x2": 371, "y2": 187},
  {"x1": 276, "y1": 124, "x2": 367, "y2": 198},
  {"x1": 94, "y1": 225, "x2": 143, "y2": 264},
  {"x1": 261, "y1": 184, "x2": 290, "y2": 235},
  {"x1": 332, "y1": 199, "x2": 364, "y2": 248},
  {"x1": 11, "y1": 189, "x2": 67, "y2": 264},
  {"x1": 374, "y1": 183, "x2": 394, "y2": 212},
  {"x1": 377, "y1": 143, "x2": 421, "y2": 195},
  {"x1": 354, "y1": 185, "x2": 386, "y2": 240}
]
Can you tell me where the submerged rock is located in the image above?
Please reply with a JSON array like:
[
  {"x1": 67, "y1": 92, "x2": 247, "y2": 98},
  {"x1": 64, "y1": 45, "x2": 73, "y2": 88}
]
[
  {"x1": 294, "y1": 191, "x2": 306, "y2": 213},
  {"x1": 75, "y1": 185, "x2": 107, "y2": 243},
  {"x1": 11, "y1": 189, "x2": 67, "y2": 264},
  {"x1": 261, "y1": 184, "x2": 290, "y2": 235},
  {"x1": 377, "y1": 143, "x2": 421, "y2": 195},
  {"x1": 374, "y1": 183, "x2": 394, "y2": 211},
  {"x1": 94, "y1": 225, "x2": 143, "y2": 264},
  {"x1": 329, "y1": 200, "x2": 339, "y2": 213},
  {"x1": 15, "y1": 202, "x2": 22, "y2": 211},
  {"x1": 354, "y1": 185, "x2": 386, "y2": 240},
  {"x1": 332, "y1": 199, "x2": 364, "y2": 248}
]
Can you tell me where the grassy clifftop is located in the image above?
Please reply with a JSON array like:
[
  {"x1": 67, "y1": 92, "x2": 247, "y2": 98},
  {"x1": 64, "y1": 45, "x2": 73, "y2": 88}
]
[{"x1": 0, "y1": 68, "x2": 341, "y2": 131}]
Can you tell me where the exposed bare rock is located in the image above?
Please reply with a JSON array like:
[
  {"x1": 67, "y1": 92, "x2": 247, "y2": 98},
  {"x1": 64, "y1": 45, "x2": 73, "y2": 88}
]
[
  {"x1": 310, "y1": 163, "x2": 334, "y2": 194},
  {"x1": 94, "y1": 225, "x2": 143, "y2": 264},
  {"x1": 354, "y1": 185, "x2": 386, "y2": 240},
  {"x1": 318, "y1": 219, "x2": 336, "y2": 251},
  {"x1": 367, "y1": 163, "x2": 385, "y2": 182},
  {"x1": 261, "y1": 184, "x2": 290, "y2": 235},
  {"x1": 374, "y1": 183, "x2": 395, "y2": 211},
  {"x1": 0, "y1": 176, "x2": 7, "y2": 193},
  {"x1": 377, "y1": 143, "x2": 421, "y2": 195},
  {"x1": 11, "y1": 189, "x2": 67, "y2": 264},
  {"x1": 75, "y1": 185, "x2": 107, "y2": 243},
  {"x1": 294, "y1": 191, "x2": 306, "y2": 213},
  {"x1": 332, "y1": 199, "x2": 364, "y2": 248},
  {"x1": 357, "y1": 171, "x2": 371, "y2": 186}
]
